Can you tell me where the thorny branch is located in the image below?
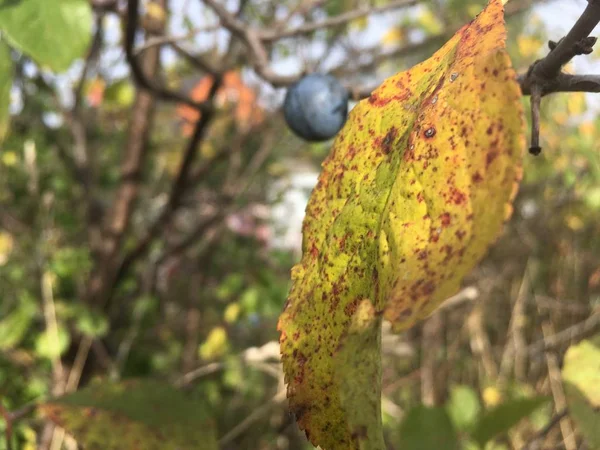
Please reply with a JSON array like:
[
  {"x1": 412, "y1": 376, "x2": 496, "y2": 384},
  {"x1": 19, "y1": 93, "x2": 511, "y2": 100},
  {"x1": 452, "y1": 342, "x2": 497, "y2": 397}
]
[{"x1": 520, "y1": 0, "x2": 600, "y2": 154}]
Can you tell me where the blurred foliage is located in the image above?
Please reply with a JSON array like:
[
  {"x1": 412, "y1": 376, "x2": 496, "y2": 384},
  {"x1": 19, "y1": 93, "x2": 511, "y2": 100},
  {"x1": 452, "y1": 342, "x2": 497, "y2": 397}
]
[
  {"x1": 0, "y1": 0, "x2": 598, "y2": 449},
  {"x1": 40, "y1": 379, "x2": 217, "y2": 450}
]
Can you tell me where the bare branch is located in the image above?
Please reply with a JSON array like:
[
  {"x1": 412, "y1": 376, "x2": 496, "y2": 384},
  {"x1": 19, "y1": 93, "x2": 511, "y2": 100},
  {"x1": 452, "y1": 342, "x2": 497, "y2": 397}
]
[
  {"x1": 260, "y1": 0, "x2": 419, "y2": 41},
  {"x1": 532, "y1": 0, "x2": 600, "y2": 79},
  {"x1": 525, "y1": 312, "x2": 600, "y2": 356},
  {"x1": 124, "y1": 0, "x2": 211, "y2": 112},
  {"x1": 110, "y1": 80, "x2": 222, "y2": 300}
]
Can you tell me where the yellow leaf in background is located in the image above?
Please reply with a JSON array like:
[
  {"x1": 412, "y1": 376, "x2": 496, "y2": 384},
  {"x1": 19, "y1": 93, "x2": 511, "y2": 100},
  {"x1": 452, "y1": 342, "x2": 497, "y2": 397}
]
[
  {"x1": 201, "y1": 141, "x2": 217, "y2": 160},
  {"x1": 278, "y1": 0, "x2": 525, "y2": 448},
  {"x1": 418, "y1": 8, "x2": 444, "y2": 35},
  {"x1": 517, "y1": 35, "x2": 542, "y2": 58},
  {"x1": 566, "y1": 214, "x2": 584, "y2": 231},
  {"x1": 0, "y1": 231, "x2": 14, "y2": 266},
  {"x1": 467, "y1": 4, "x2": 482, "y2": 17},
  {"x1": 552, "y1": 111, "x2": 568, "y2": 125},
  {"x1": 224, "y1": 303, "x2": 241, "y2": 324},
  {"x1": 553, "y1": 155, "x2": 569, "y2": 171},
  {"x1": 483, "y1": 386, "x2": 503, "y2": 407},
  {"x1": 350, "y1": 16, "x2": 368, "y2": 31},
  {"x1": 146, "y1": 3, "x2": 166, "y2": 22},
  {"x1": 382, "y1": 28, "x2": 404, "y2": 46},
  {"x1": 199, "y1": 326, "x2": 229, "y2": 360},
  {"x1": 2, "y1": 150, "x2": 18, "y2": 166},
  {"x1": 579, "y1": 121, "x2": 595, "y2": 137},
  {"x1": 567, "y1": 92, "x2": 586, "y2": 115}
]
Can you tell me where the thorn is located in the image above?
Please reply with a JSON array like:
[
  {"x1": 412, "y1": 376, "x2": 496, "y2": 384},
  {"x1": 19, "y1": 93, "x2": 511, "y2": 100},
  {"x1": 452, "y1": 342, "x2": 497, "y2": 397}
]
[
  {"x1": 529, "y1": 85, "x2": 542, "y2": 156},
  {"x1": 548, "y1": 37, "x2": 564, "y2": 51}
]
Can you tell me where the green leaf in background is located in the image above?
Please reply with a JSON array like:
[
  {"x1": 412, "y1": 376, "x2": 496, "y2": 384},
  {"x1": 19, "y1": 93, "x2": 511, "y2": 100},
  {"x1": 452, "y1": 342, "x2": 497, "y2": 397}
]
[
  {"x1": 562, "y1": 340, "x2": 600, "y2": 449},
  {"x1": 0, "y1": 38, "x2": 13, "y2": 142},
  {"x1": 0, "y1": 0, "x2": 92, "y2": 72},
  {"x1": 398, "y1": 405, "x2": 459, "y2": 450},
  {"x1": 0, "y1": 294, "x2": 36, "y2": 350},
  {"x1": 447, "y1": 385, "x2": 481, "y2": 432},
  {"x1": 471, "y1": 396, "x2": 550, "y2": 448},
  {"x1": 75, "y1": 308, "x2": 109, "y2": 338},
  {"x1": 35, "y1": 325, "x2": 71, "y2": 359},
  {"x1": 40, "y1": 379, "x2": 218, "y2": 450}
]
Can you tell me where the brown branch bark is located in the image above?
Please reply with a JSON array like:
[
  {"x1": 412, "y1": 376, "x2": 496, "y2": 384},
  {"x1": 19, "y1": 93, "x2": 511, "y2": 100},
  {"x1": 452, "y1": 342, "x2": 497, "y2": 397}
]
[
  {"x1": 124, "y1": 0, "x2": 211, "y2": 112},
  {"x1": 86, "y1": 0, "x2": 165, "y2": 308},
  {"x1": 259, "y1": 0, "x2": 419, "y2": 41},
  {"x1": 108, "y1": 84, "x2": 221, "y2": 302}
]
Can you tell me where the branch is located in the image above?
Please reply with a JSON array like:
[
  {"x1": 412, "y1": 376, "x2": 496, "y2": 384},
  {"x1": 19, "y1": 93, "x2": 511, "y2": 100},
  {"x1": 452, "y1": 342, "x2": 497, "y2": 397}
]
[
  {"x1": 518, "y1": 72, "x2": 600, "y2": 95},
  {"x1": 124, "y1": 0, "x2": 211, "y2": 112},
  {"x1": 86, "y1": 0, "x2": 165, "y2": 308},
  {"x1": 518, "y1": 0, "x2": 600, "y2": 153},
  {"x1": 525, "y1": 313, "x2": 600, "y2": 356},
  {"x1": 109, "y1": 79, "x2": 221, "y2": 300},
  {"x1": 531, "y1": 0, "x2": 600, "y2": 79},
  {"x1": 259, "y1": 0, "x2": 419, "y2": 41}
]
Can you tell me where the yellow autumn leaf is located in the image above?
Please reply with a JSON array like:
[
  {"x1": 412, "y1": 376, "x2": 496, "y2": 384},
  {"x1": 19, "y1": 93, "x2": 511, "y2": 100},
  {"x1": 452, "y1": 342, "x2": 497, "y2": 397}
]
[
  {"x1": 224, "y1": 303, "x2": 241, "y2": 324},
  {"x1": 2, "y1": 150, "x2": 18, "y2": 166},
  {"x1": 567, "y1": 92, "x2": 586, "y2": 115},
  {"x1": 198, "y1": 326, "x2": 229, "y2": 360},
  {"x1": 0, "y1": 231, "x2": 14, "y2": 266},
  {"x1": 579, "y1": 121, "x2": 595, "y2": 137},
  {"x1": 483, "y1": 386, "x2": 503, "y2": 407},
  {"x1": 350, "y1": 16, "x2": 368, "y2": 31},
  {"x1": 418, "y1": 8, "x2": 444, "y2": 35},
  {"x1": 382, "y1": 28, "x2": 404, "y2": 46},
  {"x1": 517, "y1": 35, "x2": 542, "y2": 58},
  {"x1": 278, "y1": 0, "x2": 525, "y2": 448},
  {"x1": 146, "y1": 3, "x2": 166, "y2": 22}
]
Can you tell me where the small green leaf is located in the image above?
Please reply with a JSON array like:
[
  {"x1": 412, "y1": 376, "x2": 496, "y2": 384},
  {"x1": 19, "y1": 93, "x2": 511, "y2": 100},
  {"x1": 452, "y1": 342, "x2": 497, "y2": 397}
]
[
  {"x1": 398, "y1": 405, "x2": 459, "y2": 450},
  {"x1": 35, "y1": 326, "x2": 71, "y2": 359},
  {"x1": 562, "y1": 340, "x2": 600, "y2": 448},
  {"x1": 0, "y1": 0, "x2": 92, "y2": 72},
  {"x1": 0, "y1": 295, "x2": 37, "y2": 350},
  {"x1": 0, "y1": 38, "x2": 13, "y2": 142},
  {"x1": 75, "y1": 309, "x2": 109, "y2": 338},
  {"x1": 40, "y1": 379, "x2": 218, "y2": 450},
  {"x1": 447, "y1": 385, "x2": 481, "y2": 431},
  {"x1": 471, "y1": 396, "x2": 550, "y2": 447}
]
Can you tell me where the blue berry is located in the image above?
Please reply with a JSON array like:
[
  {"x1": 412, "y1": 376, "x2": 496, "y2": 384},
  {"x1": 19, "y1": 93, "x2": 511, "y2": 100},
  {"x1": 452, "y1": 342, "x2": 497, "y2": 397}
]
[{"x1": 283, "y1": 74, "x2": 349, "y2": 142}]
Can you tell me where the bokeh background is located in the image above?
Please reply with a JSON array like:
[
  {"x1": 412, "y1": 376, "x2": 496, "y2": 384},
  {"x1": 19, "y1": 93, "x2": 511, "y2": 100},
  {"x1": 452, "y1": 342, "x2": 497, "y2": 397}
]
[{"x1": 1, "y1": 0, "x2": 599, "y2": 449}]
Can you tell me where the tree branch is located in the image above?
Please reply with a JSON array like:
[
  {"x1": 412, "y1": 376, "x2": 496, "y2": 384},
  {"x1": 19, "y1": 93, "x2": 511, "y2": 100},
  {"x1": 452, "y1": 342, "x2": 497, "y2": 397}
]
[
  {"x1": 531, "y1": 0, "x2": 600, "y2": 80},
  {"x1": 124, "y1": 0, "x2": 211, "y2": 112},
  {"x1": 109, "y1": 80, "x2": 221, "y2": 302},
  {"x1": 86, "y1": 0, "x2": 165, "y2": 307},
  {"x1": 259, "y1": 0, "x2": 419, "y2": 41}
]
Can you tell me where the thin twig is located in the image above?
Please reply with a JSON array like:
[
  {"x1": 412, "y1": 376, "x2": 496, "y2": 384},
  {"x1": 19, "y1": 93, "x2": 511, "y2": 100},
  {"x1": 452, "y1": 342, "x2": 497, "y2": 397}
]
[
  {"x1": 124, "y1": 0, "x2": 210, "y2": 112},
  {"x1": 110, "y1": 80, "x2": 222, "y2": 300},
  {"x1": 260, "y1": 0, "x2": 419, "y2": 41},
  {"x1": 218, "y1": 390, "x2": 288, "y2": 446},
  {"x1": 523, "y1": 408, "x2": 569, "y2": 450},
  {"x1": 525, "y1": 312, "x2": 600, "y2": 356}
]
